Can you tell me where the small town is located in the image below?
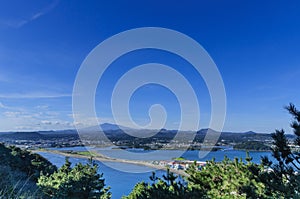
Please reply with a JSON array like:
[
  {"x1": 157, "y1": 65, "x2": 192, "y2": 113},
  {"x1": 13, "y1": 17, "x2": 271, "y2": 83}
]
[{"x1": 153, "y1": 160, "x2": 206, "y2": 171}]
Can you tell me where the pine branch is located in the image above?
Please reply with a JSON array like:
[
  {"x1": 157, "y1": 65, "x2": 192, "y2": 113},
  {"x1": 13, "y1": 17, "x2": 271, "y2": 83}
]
[
  {"x1": 285, "y1": 103, "x2": 300, "y2": 122},
  {"x1": 290, "y1": 153, "x2": 300, "y2": 168}
]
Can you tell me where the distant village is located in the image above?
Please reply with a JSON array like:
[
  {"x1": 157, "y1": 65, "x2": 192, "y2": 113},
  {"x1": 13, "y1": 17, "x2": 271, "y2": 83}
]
[
  {"x1": 0, "y1": 127, "x2": 287, "y2": 152},
  {"x1": 153, "y1": 160, "x2": 206, "y2": 171}
]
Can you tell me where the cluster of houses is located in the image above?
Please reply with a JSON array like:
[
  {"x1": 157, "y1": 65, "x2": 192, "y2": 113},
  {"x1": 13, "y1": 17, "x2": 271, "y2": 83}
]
[{"x1": 153, "y1": 160, "x2": 206, "y2": 171}]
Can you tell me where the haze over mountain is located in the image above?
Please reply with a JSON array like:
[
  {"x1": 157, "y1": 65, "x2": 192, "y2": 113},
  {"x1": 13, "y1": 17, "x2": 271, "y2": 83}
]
[
  {"x1": 0, "y1": 122, "x2": 292, "y2": 139},
  {"x1": 0, "y1": 122, "x2": 276, "y2": 135}
]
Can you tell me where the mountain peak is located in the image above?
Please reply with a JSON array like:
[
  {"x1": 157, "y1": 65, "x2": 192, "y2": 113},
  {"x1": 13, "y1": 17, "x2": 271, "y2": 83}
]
[{"x1": 244, "y1": 131, "x2": 256, "y2": 135}]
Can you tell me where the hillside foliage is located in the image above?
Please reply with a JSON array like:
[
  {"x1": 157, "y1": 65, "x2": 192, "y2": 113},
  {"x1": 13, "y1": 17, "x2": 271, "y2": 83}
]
[
  {"x1": 38, "y1": 157, "x2": 111, "y2": 199},
  {"x1": 257, "y1": 103, "x2": 300, "y2": 198},
  {"x1": 0, "y1": 143, "x2": 56, "y2": 198}
]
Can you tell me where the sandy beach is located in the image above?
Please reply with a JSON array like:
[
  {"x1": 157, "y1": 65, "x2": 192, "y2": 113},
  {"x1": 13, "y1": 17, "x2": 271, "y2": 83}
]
[{"x1": 31, "y1": 149, "x2": 189, "y2": 177}]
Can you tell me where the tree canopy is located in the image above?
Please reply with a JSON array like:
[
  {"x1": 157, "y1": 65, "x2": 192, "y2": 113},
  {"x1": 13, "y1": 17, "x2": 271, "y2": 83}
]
[
  {"x1": 0, "y1": 143, "x2": 56, "y2": 198},
  {"x1": 38, "y1": 157, "x2": 111, "y2": 199},
  {"x1": 258, "y1": 103, "x2": 300, "y2": 198}
]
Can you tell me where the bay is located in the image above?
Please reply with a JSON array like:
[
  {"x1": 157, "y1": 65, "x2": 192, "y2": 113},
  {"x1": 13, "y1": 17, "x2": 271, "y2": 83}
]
[
  {"x1": 39, "y1": 148, "x2": 274, "y2": 199},
  {"x1": 38, "y1": 151, "x2": 167, "y2": 199}
]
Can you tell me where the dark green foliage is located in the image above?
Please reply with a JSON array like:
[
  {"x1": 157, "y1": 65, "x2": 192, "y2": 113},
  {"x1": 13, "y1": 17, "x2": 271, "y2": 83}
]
[
  {"x1": 0, "y1": 165, "x2": 45, "y2": 198},
  {"x1": 38, "y1": 157, "x2": 111, "y2": 199},
  {"x1": 0, "y1": 143, "x2": 56, "y2": 182},
  {"x1": 258, "y1": 103, "x2": 300, "y2": 198},
  {"x1": 0, "y1": 143, "x2": 56, "y2": 198},
  {"x1": 123, "y1": 169, "x2": 203, "y2": 199},
  {"x1": 0, "y1": 143, "x2": 110, "y2": 199},
  {"x1": 186, "y1": 155, "x2": 267, "y2": 199},
  {"x1": 124, "y1": 155, "x2": 268, "y2": 199},
  {"x1": 234, "y1": 141, "x2": 270, "y2": 151}
]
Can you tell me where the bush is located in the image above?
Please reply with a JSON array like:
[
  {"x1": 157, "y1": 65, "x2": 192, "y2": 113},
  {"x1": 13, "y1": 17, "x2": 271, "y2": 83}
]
[
  {"x1": 258, "y1": 104, "x2": 300, "y2": 198},
  {"x1": 123, "y1": 170, "x2": 203, "y2": 199},
  {"x1": 0, "y1": 143, "x2": 56, "y2": 182},
  {"x1": 0, "y1": 165, "x2": 44, "y2": 198},
  {"x1": 38, "y1": 158, "x2": 111, "y2": 199},
  {"x1": 0, "y1": 143, "x2": 56, "y2": 198}
]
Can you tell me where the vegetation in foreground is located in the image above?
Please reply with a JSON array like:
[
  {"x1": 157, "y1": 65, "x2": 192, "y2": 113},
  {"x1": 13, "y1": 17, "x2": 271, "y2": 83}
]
[
  {"x1": 0, "y1": 143, "x2": 111, "y2": 199},
  {"x1": 38, "y1": 158, "x2": 111, "y2": 199},
  {"x1": 124, "y1": 155, "x2": 267, "y2": 199},
  {"x1": 124, "y1": 103, "x2": 300, "y2": 198},
  {"x1": 0, "y1": 143, "x2": 56, "y2": 198},
  {"x1": 1, "y1": 103, "x2": 300, "y2": 198}
]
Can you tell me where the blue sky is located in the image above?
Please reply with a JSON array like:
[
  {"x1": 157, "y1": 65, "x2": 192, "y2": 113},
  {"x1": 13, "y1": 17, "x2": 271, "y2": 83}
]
[{"x1": 0, "y1": 0, "x2": 299, "y2": 133}]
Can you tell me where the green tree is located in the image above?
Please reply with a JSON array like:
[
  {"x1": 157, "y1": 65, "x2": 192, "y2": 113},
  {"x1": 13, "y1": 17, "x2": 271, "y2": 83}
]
[
  {"x1": 0, "y1": 143, "x2": 55, "y2": 198},
  {"x1": 38, "y1": 157, "x2": 111, "y2": 199},
  {"x1": 0, "y1": 144, "x2": 56, "y2": 181},
  {"x1": 125, "y1": 155, "x2": 267, "y2": 199},
  {"x1": 123, "y1": 169, "x2": 204, "y2": 199},
  {"x1": 186, "y1": 155, "x2": 267, "y2": 199},
  {"x1": 258, "y1": 103, "x2": 300, "y2": 198},
  {"x1": 0, "y1": 165, "x2": 44, "y2": 198}
]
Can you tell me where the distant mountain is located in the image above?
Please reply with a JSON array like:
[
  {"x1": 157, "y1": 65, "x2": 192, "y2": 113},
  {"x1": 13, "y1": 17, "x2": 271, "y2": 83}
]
[
  {"x1": 0, "y1": 123, "x2": 295, "y2": 141},
  {"x1": 100, "y1": 123, "x2": 133, "y2": 131},
  {"x1": 39, "y1": 129, "x2": 77, "y2": 135},
  {"x1": 243, "y1": 131, "x2": 256, "y2": 135},
  {"x1": 197, "y1": 128, "x2": 220, "y2": 134},
  {"x1": 0, "y1": 132, "x2": 45, "y2": 140},
  {"x1": 0, "y1": 130, "x2": 82, "y2": 141},
  {"x1": 77, "y1": 123, "x2": 136, "y2": 132}
]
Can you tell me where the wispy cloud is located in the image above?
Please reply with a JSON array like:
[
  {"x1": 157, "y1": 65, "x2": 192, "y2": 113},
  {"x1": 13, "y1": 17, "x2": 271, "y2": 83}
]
[
  {"x1": 0, "y1": 92, "x2": 71, "y2": 99},
  {"x1": 0, "y1": 102, "x2": 23, "y2": 111},
  {"x1": 35, "y1": 105, "x2": 50, "y2": 110},
  {"x1": 0, "y1": 107, "x2": 74, "y2": 131},
  {"x1": 0, "y1": 102, "x2": 6, "y2": 109},
  {"x1": 40, "y1": 120, "x2": 71, "y2": 126},
  {"x1": 0, "y1": 0, "x2": 59, "y2": 28}
]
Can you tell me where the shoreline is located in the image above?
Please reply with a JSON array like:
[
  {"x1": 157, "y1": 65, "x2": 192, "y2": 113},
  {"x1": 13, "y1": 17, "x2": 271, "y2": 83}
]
[
  {"x1": 31, "y1": 149, "x2": 189, "y2": 177},
  {"x1": 43, "y1": 145, "x2": 271, "y2": 152},
  {"x1": 232, "y1": 149, "x2": 271, "y2": 152}
]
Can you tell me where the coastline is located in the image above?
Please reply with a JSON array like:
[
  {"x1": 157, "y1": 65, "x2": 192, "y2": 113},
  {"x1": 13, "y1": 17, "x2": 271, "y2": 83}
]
[
  {"x1": 31, "y1": 149, "x2": 189, "y2": 177},
  {"x1": 232, "y1": 149, "x2": 271, "y2": 152}
]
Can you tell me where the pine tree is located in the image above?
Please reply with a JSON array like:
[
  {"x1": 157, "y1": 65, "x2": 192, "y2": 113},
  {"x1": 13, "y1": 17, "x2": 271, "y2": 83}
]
[
  {"x1": 38, "y1": 157, "x2": 111, "y2": 199},
  {"x1": 123, "y1": 168, "x2": 203, "y2": 199},
  {"x1": 186, "y1": 156, "x2": 266, "y2": 199},
  {"x1": 259, "y1": 103, "x2": 300, "y2": 198}
]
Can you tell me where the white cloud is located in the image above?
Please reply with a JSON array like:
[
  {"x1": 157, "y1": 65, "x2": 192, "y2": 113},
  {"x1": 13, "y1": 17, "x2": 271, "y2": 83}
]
[
  {"x1": 0, "y1": 102, "x2": 5, "y2": 109},
  {"x1": 71, "y1": 115, "x2": 116, "y2": 128},
  {"x1": 0, "y1": 113, "x2": 74, "y2": 131},
  {"x1": 0, "y1": 102, "x2": 13, "y2": 109},
  {"x1": 35, "y1": 105, "x2": 49, "y2": 110},
  {"x1": 3, "y1": 111, "x2": 31, "y2": 118},
  {"x1": 0, "y1": 102, "x2": 24, "y2": 111},
  {"x1": 0, "y1": 92, "x2": 71, "y2": 99},
  {"x1": 0, "y1": 103, "x2": 74, "y2": 131},
  {"x1": 41, "y1": 120, "x2": 52, "y2": 125},
  {"x1": 38, "y1": 119, "x2": 73, "y2": 129},
  {"x1": 0, "y1": 0, "x2": 59, "y2": 28}
]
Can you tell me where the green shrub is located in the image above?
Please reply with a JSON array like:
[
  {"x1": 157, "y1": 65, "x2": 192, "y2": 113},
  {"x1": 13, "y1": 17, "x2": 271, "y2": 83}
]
[{"x1": 38, "y1": 158, "x2": 111, "y2": 199}]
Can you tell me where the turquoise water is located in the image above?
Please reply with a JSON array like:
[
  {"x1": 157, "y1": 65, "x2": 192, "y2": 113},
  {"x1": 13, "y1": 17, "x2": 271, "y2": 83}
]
[
  {"x1": 49, "y1": 146, "x2": 273, "y2": 163},
  {"x1": 39, "y1": 148, "x2": 274, "y2": 198},
  {"x1": 38, "y1": 151, "x2": 167, "y2": 199},
  {"x1": 182, "y1": 149, "x2": 273, "y2": 164}
]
